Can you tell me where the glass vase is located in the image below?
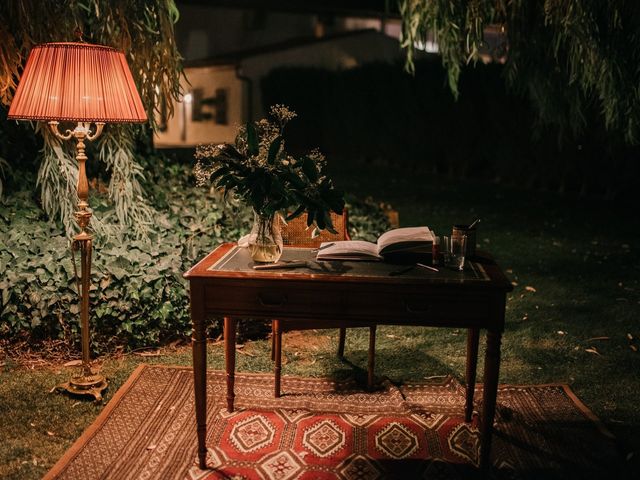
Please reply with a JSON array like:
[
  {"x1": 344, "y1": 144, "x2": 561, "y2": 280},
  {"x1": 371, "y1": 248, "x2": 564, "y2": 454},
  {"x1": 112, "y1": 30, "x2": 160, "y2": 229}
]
[{"x1": 248, "y1": 211, "x2": 283, "y2": 263}]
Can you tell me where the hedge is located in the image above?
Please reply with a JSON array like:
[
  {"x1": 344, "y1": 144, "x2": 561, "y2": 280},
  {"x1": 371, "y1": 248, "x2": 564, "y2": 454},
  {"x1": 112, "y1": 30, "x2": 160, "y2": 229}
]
[{"x1": 0, "y1": 163, "x2": 389, "y2": 351}]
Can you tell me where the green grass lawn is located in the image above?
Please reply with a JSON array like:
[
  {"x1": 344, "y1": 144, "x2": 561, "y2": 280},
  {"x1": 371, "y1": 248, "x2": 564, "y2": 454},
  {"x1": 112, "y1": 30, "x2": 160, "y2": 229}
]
[{"x1": 1, "y1": 164, "x2": 639, "y2": 478}]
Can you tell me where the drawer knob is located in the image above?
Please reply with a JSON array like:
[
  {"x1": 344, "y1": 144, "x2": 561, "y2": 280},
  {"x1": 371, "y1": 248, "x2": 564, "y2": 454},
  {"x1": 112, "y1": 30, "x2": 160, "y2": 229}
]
[
  {"x1": 258, "y1": 294, "x2": 287, "y2": 307},
  {"x1": 404, "y1": 301, "x2": 431, "y2": 314}
]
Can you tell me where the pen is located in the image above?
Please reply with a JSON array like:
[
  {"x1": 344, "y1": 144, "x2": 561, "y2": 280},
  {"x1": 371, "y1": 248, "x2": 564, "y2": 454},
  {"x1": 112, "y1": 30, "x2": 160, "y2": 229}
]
[
  {"x1": 416, "y1": 262, "x2": 439, "y2": 272},
  {"x1": 313, "y1": 242, "x2": 335, "y2": 252},
  {"x1": 253, "y1": 260, "x2": 309, "y2": 270}
]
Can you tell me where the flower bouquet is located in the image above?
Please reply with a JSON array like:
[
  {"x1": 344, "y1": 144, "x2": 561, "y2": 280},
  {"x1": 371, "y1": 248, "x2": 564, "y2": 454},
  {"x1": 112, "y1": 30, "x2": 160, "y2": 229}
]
[{"x1": 194, "y1": 105, "x2": 345, "y2": 262}]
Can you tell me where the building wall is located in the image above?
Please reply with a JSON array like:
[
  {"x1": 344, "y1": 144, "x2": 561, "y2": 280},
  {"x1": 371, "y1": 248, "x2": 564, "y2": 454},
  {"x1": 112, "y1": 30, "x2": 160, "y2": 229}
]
[
  {"x1": 153, "y1": 65, "x2": 245, "y2": 147},
  {"x1": 240, "y1": 31, "x2": 404, "y2": 119}
]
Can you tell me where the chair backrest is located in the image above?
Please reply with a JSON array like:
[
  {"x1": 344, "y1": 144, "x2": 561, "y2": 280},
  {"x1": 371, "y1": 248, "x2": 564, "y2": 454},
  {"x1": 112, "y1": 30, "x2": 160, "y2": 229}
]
[{"x1": 281, "y1": 210, "x2": 349, "y2": 247}]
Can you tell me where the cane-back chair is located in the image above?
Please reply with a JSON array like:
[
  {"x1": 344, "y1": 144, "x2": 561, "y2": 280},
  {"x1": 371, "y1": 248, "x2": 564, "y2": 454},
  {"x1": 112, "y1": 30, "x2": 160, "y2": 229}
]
[{"x1": 271, "y1": 210, "x2": 377, "y2": 396}]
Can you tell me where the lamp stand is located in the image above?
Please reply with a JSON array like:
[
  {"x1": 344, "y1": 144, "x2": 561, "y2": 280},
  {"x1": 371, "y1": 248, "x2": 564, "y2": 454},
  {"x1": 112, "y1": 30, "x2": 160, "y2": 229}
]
[{"x1": 52, "y1": 121, "x2": 108, "y2": 402}]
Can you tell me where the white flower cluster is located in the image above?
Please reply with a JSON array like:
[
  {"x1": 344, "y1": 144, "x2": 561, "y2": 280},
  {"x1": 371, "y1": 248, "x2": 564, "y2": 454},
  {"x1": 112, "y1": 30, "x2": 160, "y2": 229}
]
[
  {"x1": 307, "y1": 148, "x2": 326, "y2": 169},
  {"x1": 270, "y1": 104, "x2": 297, "y2": 124},
  {"x1": 192, "y1": 104, "x2": 343, "y2": 226}
]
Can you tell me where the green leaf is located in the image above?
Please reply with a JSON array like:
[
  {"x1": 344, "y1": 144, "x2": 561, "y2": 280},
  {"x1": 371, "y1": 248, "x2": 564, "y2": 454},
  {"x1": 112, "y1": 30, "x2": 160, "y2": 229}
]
[
  {"x1": 2, "y1": 288, "x2": 10, "y2": 306},
  {"x1": 219, "y1": 144, "x2": 244, "y2": 160},
  {"x1": 301, "y1": 157, "x2": 319, "y2": 182},
  {"x1": 267, "y1": 136, "x2": 282, "y2": 165},
  {"x1": 246, "y1": 122, "x2": 259, "y2": 156},
  {"x1": 306, "y1": 209, "x2": 315, "y2": 227},
  {"x1": 285, "y1": 171, "x2": 305, "y2": 189},
  {"x1": 323, "y1": 210, "x2": 338, "y2": 234},
  {"x1": 323, "y1": 188, "x2": 346, "y2": 214},
  {"x1": 285, "y1": 204, "x2": 306, "y2": 221},
  {"x1": 315, "y1": 210, "x2": 326, "y2": 230}
]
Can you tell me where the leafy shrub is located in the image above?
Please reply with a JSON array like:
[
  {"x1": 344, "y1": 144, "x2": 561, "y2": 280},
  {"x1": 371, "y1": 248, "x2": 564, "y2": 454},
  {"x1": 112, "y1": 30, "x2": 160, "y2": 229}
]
[{"x1": 0, "y1": 164, "x2": 389, "y2": 352}]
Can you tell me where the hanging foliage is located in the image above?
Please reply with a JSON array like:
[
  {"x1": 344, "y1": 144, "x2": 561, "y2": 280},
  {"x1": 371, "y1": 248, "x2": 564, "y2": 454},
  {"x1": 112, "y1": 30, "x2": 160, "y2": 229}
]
[
  {"x1": 399, "y1": 0, "x2": 640, "y2": 144},
  {"x1": 0, "y1": 0, "x2": 183, "y2": 236}
]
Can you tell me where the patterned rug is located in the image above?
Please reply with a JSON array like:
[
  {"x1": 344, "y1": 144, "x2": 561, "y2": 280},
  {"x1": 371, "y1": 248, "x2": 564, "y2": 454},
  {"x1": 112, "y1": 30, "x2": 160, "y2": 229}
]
[{"x1": 44, "y1": 365, "x2": 626, "y2": 480}]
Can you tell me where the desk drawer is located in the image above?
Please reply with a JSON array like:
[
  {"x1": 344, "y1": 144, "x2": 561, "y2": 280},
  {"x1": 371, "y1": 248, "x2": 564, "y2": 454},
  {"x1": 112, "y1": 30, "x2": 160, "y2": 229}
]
[
  {"x1": 344, "y1": 292, "x2": 490, "y2": 324},
  {"x1": 204, "y1": 283, "x2": 491, "y2": 325},
  {"x1": 204, "y1": 285, "x2": 343, "y2": 319}
]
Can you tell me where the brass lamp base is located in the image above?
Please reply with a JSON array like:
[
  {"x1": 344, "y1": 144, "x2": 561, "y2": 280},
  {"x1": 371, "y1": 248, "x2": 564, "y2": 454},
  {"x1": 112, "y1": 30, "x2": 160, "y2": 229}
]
[{"x1": 56, "y1": 372, "x2": 108, "y2": 402}]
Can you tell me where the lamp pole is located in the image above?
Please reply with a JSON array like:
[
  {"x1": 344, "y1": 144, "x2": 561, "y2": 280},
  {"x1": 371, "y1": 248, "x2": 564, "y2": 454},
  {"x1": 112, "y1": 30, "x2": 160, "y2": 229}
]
[{"x1": 49, "y1": 121, "x2": 107, "y2": 400}]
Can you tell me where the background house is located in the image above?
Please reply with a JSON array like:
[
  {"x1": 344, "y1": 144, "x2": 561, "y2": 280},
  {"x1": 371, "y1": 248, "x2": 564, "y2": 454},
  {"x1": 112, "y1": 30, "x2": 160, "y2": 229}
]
[{"x1": 154, "y1": 3, "x2": 404, "y2": 147}]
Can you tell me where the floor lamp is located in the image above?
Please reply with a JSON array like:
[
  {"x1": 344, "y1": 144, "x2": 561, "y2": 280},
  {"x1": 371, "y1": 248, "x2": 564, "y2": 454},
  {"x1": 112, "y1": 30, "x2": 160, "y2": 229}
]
[{"x1": 8, "y1": 42, "x2": 147, "y2": 401}]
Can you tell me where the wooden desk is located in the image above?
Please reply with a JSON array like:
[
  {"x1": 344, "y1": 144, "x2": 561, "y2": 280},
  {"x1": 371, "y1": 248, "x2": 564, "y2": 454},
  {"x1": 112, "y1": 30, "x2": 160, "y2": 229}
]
[{"x1": 184, "y1": 243, "x2": 512, "y2": 472}]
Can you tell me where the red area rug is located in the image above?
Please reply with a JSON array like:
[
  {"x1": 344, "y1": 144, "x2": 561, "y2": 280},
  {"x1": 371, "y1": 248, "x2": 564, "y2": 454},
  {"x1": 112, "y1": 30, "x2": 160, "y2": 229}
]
[{"x1": 44, "y1": 365, "x2": 626, "y2": 480}]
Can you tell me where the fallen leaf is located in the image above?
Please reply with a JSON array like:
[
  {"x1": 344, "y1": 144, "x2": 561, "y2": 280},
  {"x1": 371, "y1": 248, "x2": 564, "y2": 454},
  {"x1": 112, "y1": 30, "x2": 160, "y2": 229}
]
[
  {"x1": 385, "y1": 334, "x2": 397, "y2": 338},
  {"x1": 47, "y1": 431, "x2": 55, "y2": 436},
  {"x1": 71, "y1": 402, "x2": 81, "y2": 408},
  {"x1": 134, "y1": 351, "x2": 161, "y2": 357},
  {"x1": 557, "y1": 331, "x2": 567, "y2": 335},
  {"x1": 586, "y1": 336, "x2": 609, "y2": 341},
  {"x1": 237, "y1": 349, "x2": 255, "y2": 357},
  {"x1": 30, "y1": 422, "x2": 36, "y2": 427},
  {"x1": 146, "y1": 444, "x2": 156, "y2": 450},
  {"x1": 627, "y1": 333, "x2": 634, "y2": 341},
  {"x1": 511, "y1": 281, "x2": 518, "y2": 287},
  {"x1": 525, "y1": 286, "x2": 537, "y2": 293},
  {"x1": 63, "y1": 360, "x2": 82, "y2": 367},
  {"x1": 522, "y1": 314, "x2": 528, "y2": 321},
  {"x1": 630, "y1": 345, "x2": 638, "y2": 352},
  {"x1": 584, "y1": 347, "x2": 601, "y2": 355}
]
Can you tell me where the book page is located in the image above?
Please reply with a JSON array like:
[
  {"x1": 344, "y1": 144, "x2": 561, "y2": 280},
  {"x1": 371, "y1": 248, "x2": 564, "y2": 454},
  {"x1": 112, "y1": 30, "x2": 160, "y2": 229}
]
[
  {"x1": 376, "y1": 226, "x2": 434, "y2": 254},
  {"x1": 316, "y1": 240, "x2": 381, "y2": 261}
]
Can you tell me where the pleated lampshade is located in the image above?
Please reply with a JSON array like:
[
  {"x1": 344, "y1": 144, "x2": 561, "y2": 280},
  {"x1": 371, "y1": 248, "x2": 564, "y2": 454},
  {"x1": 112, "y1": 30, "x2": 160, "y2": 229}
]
[{"x1": 8, "y1": 42, "x2": 147, "y2": 123}]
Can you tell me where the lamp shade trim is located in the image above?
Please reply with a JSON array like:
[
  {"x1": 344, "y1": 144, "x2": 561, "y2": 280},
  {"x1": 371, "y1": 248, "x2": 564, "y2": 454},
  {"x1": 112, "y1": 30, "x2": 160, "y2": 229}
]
[{"x1": 8, "y1": 42, "x2": 147, "y2": 123}]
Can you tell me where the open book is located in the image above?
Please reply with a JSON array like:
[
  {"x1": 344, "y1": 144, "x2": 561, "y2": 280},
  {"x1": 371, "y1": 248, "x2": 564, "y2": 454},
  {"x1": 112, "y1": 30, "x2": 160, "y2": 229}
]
[{"x1": 316, "y1": 226, "x2": 434, "y2": 261}]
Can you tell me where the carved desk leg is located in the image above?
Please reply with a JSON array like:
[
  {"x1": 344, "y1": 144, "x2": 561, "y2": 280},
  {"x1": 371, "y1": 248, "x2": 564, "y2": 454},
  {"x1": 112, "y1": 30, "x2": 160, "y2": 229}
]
[
  {"x1": 465, "y1": 328, "x2": 480, "y2": 422},
  {"x1": 479, "y1": 329, "x2": 502, "y2": 473},
  {"x1": 224, "y1": 317, "x2": 237, "y2": 412},
  {"x1": 274, "y1": 319, "x2": 282, "y2": 398},
  {"x1": 337, "y1": 327, "x2": 346, "y2": 358},
  {"x1": 190, "y1": 281, "x2": 208, "y2": 469},
  {"x1": 368, "y1": 325, "x2": 376, "y2": 391}
]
